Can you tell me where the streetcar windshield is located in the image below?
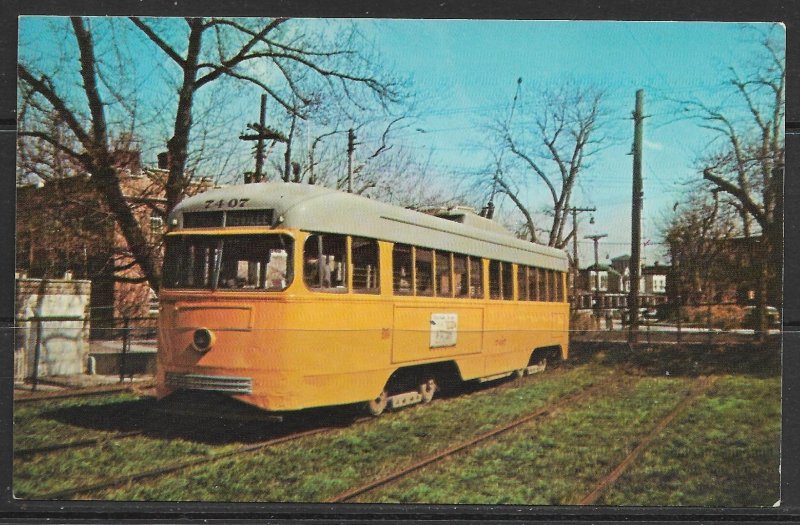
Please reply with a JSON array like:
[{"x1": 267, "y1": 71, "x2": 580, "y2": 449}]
[{"x1": 162, "y1": 234, "x2": 293, "y2": 291}]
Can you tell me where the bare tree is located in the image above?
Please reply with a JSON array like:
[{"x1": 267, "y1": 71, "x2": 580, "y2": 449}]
[
  {"x1": 664, "y1": 188, "x2": 742, "y2": 306},
  {"x1": 484, "y1": 81, "x2": 608, "y2": 249},
  {"x1": 18, "y1": 16, "x2": 406, "y2": 291},
  {"x1": 680, "y1": 23, "x2": 784, "y2": 335}
]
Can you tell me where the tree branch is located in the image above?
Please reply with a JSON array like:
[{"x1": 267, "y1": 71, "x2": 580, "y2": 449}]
[
  {"x1": 18, "y1": 131, "x2": 85, "y2": 163},
  {"x1": 194, "y1": 18, "x2": 288, "y2": 89},
  {"x1": 506, "y1": 137, "x2": 559, "y2": 206},
  {"x1": 368, "y1": 117, "x2": 405, "y2": 159},
  {"x1": 71, "y1": 17, "x2": 108, "y2": 153},
  {"x1": 702, "y1": 168, "x2": 764, "y2": 227},
  {"x1": 17, "y1": 66, "x2": 92, "y2": 152},
  {"x1": 129, "y1": 17, "x2": 186, "y2": 66},
  {"x1": 494, "y1": 173, "x2": 538, "y2": 243}
]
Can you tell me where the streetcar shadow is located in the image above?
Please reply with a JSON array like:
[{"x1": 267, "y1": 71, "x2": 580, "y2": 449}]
[
  {"x1": 41, "y1": 392, "x2": 362, "y2": 445},
  {"x1": 568, "y1": 340, "x2": 780, "y2": 378}
]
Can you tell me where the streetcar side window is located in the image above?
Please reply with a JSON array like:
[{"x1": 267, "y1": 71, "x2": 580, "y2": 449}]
[
  {"x1": 552, "y1": 270, "x2": 559, "y2": 302},
  {"x1": 435, "y1": 251, "x2": 452, "y2": 297},
  {"x1": 415, "y1": 247, "x2": 434, "y2": 296},
  {"x1": 537, "y1": 267, "x2": 547, "y2": 302},
  {"x1": 392, "y1": 243, "x2": 413, "y2": 295},
  {"x1": 453, "y1": 254, "x2": 469, "y2": 298},
  {"x1": 501, "y1": 262, "x2": 513, "y2": 301},
  {"x1": 542, "y1": 269, "x2": 550, "y2": 301},
  {"x1": 545, "y1": 270, "x2": 554, "y2": 302},
  {"x1": 528, "y1": 267, "x2": 538, "y2": 301},
  {"x1": 469, "y1": 257, "x2": 483, "y2": 299},
  {"x1": 517, "y1": 265, "x2": 529, "y2": 301},
  {"x1": 555, "y1": 271, "x2": 564, "y2": 302},
  {"x1": 489, "y1": 260, "x2": 501, "y2": 299},
  {"x1": 304, "y1": 233, "x2": 348, "y2": 292},
  {"x1": 352, "y1": 236, "x2": 380, "y2": 294}
]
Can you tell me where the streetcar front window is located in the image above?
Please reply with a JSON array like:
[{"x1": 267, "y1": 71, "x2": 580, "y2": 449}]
[{"x1": 163, "y1": 234, "x2": 293, "y2": 291}]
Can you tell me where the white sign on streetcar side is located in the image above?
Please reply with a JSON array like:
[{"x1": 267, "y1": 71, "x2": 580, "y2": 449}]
[{"x1": 430, "y1": 313, "x2": 458, "y2": 348}]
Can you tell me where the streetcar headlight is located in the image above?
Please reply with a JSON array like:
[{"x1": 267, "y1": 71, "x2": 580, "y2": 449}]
[{"x1": 192, "y1": 328, "x2": 215, "y2": 353}]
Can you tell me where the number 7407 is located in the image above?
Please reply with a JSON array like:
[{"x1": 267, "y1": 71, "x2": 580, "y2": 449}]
[{"x1": 204, "y1": 198, "x2": 250, "y2": 209}]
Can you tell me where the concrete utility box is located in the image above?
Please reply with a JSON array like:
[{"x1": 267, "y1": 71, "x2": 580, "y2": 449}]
[{"x1": 15, "y1": 278, "x2": 91, "y2": 380}]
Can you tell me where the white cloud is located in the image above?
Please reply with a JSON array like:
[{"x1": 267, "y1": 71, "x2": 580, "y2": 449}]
[{"x1": 644, "y1": 140, "x2": 664, "y2": 151}]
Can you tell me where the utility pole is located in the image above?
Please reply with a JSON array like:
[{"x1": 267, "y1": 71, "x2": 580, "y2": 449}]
[
  {"x1": 585, "y1": 233, "x2": 608, "y2": 324},
  {"x1": 283, "y1": 113, "x2": 297, "y2": 182},
  {"x1": 567, "y1": 206, "x2": 596, "y2": 309},
  {"x1": 239, "y1": 94, "x2": 287, "y2": 183},
  {"x1": 629, "y1": 89, "x2": 645, "y2": 341},
  {"x1": 254, "y1": 94, "x2": 266, "y2": 182},
  {"x1": 670, "y1": 240, "x2": 683, "y2": 350},
  {"x1": 347, "y1": 128, "x2": 356, "y2": 193}
]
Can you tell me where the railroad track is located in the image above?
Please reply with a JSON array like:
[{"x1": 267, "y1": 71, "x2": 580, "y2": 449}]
[
  {"x1": 15, "y1": 430, "x2": 146, "y2": 458},
  {"x1": 325, "y1": 375, "x2": 619, "y2": 503},
  {"x1": 15, "y1": 382, "x2": 152, "y2": 404},
  {"x1": 33, "y1": 423, "x2": 348, "y2": 500},
  {"x1": 15, "y1": 366, "x2": 565, "y2": 461},
  {"x1": 325, "y1": 374, "x2": 717, "y2": 504},
  {"x1": 21, "y1": 366, "x2": 573, "y2": 500},
  {"x1": 576, "y1": 374, "x2": 719, "y2": 505}
]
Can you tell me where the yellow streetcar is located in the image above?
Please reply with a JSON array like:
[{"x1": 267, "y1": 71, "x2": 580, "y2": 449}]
[{"x1": 156, "y1": 182, "x2": 569, "y2": 415}]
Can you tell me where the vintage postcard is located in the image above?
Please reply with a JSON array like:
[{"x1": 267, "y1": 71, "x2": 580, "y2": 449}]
[{"x1": 13, "y1": 17, "x2": 783, "y2": 507}]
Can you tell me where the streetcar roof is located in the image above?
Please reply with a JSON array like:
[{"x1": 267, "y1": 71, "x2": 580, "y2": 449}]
[{"x1": 169, "y1": 182, "x2": 568, "y2": 271}]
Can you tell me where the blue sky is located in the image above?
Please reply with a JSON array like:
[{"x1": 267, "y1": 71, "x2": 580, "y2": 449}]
[
  {"x1": 356, "y1": 20, "x2": 781, "y2": 264},
  {"x1": 18, "y1": 18, "x2": 783, "y2": 265}
]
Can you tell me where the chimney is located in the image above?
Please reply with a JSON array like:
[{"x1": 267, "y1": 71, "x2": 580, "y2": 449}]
[
  {"x1": 157, "y1": 152, "x2": 170, "y2": 170},
  {"x1": 112, "y1": 149, "x2": 142, "y2": 174}
]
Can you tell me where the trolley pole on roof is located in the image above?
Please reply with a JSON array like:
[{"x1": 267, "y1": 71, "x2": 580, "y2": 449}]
[
  {"x1": 629, "y1": 89, "x2": 645, "y2": 342},
  {"x1": 567, "y1": 206, "x2": 596, "y2": 309}
]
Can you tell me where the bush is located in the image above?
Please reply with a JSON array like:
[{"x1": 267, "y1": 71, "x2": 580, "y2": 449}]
[
  {"x1": 571, "y1": 311, "x2": 596, "y2": 332},
  {"x1": 682, "y1": 305, "x2": 747, "y2": 330}
]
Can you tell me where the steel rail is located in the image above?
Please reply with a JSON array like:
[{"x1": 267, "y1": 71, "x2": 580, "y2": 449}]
[
  {"x1": 15, "y1": 383, "x2": 151, "y2": 404},
  {"x1": 577, "y1": 375, "x2": 719, "y2": 505},
  {"x1": 15, "y1": 431, "x2": 146, "y2": 458},
  {"x1": 23, "y1": 364, "x2": 570, "y2": 500},
  {"x1": 326, "y1": 376, "x2": 620, "y2": 503},
  {"x1": 32, "y1": 424, "x2": 343, "y2": 500}
]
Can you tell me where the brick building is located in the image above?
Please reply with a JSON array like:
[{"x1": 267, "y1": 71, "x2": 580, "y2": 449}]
[
  {"x1": 667, "y1": 234, "x2": 776, "y2": 307},
  {"x1": 16, "y1": 153, "x2": 213, "y2": 337}
]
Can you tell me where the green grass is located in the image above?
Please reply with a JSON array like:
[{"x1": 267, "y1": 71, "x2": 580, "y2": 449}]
[
  {"x1": 92, "y1": 364, "x2": 612, "y2": 501},
  {"x1": 13, "y1": 345, "x2": 780, "y2": 505},
  {"x1": 13, "y1": 392, "x2": 242, "y2": 498},
  {"x1": 356, "y1": 375, "x2": 694, "y2": 504},
  {"x1": 14, "y1": 436, "x2": 221, "y2": 498},
  {"x1": 13, "y1": 393, "x2": 142, "y2": 450},
  {"x1": 597, "y1": 374, "x2": 780, "y2": 507}
]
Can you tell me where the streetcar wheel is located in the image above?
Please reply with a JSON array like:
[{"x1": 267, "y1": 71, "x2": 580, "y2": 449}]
[
  {"x1": 419, "y1": 379, "x2": 437, "y2": 403},
  {"x1": 527, "y1": 357, "x2": 547, "y2": 375},
  {"x1": 367, "y1": 390, "x2": 388, "y2": 416}
]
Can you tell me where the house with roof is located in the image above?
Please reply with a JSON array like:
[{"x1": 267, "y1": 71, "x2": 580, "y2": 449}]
[{"x1": 573, "y1": 257, "x2": 670, "y2": 311}]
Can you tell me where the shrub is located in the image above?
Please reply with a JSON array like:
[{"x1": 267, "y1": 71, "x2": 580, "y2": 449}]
[{"x1": 682, "y1": 305, "x2": 747, "y2": 330}]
